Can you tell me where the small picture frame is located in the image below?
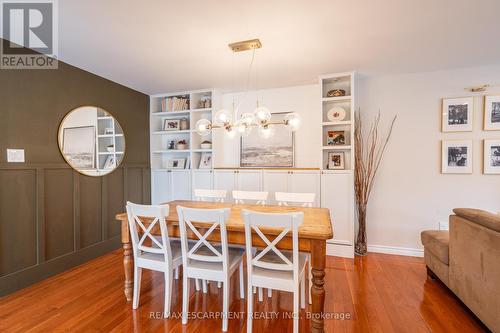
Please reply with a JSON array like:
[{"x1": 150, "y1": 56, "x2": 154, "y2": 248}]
[
  {"x1": 163, "y1": 119, "x2": 180, "y2": 131},
  {"x1": 103, "y1": 155, "x2": 115, "y2": 169},
  {"x1": 327, "y1": 152, "x2": 345, "y2": 170},
  {"x1": 327, "y1": 130, "x2": 346, "y2": 146},
  {"x1": 166, "y1": 158, "x2": 186, "y2": 169},
  {"x1": 484, "y1": 95, "x2": 500, "y2": 131},
  {"x1": 199, "y1": 153, "x2": 212, "y2": 169},
  {"x1": 441, "y1": 140, "x2": 473, "y2": 174},
  {"x1": 442, "y1": 97, "x2": 474, "y2": 132},
  {"x1": 483, "y1": 140, "x2": 500, "y2": 174}
]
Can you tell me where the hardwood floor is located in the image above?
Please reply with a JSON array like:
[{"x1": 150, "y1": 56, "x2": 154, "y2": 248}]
[{"x1": 0, "y1": 250, "x2": 487, "y2": 333}]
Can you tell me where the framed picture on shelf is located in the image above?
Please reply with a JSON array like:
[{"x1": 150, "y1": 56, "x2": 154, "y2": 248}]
[
  {"x1": 442, "y1": 97, "x2": 473, "y2": 132},
  {"x1": 327, "y1": 130, "x2": 346, "y2": 145},
  {"x1": 166, "y1": 158, "x2": 186, "y2": 169},
  {"x1": 163, "y1": 119, "x2": 180, "y2": 131},
  {"x1": 484, "y1": 95, "x2": 500, "y2": 131},
  {"x1": 441, "y1": 140, "x2": 473, "y2": 174},
  {"x1": 483, "y1": 140, "x2": 500, "y2": 174},
  {"x1": 103, "y1": 155, "x2": 115, "y2": 169},
  {"x1": 199, "y1": 153, "x2": 212, "y2": 169},
  {"x1": 327, "y1": 152, "x2": 345, "y2": 170}
]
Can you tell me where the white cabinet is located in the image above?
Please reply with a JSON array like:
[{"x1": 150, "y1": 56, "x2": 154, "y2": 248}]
[
  {"x1": 321, "y1": 171, "x2": 354, "y2": 258},
  {"x1": 171, "y1": 170, "x2": 192, "y2": 201},
  {"x1": 192, "y1": 170, "x2": 213, "y2": 193},
  {"x1": 151, "y1": 170, "x2": 191, "y2": 204},
  {"x1": 263, "y1": 170, "x2": 289, "y2": 204},
  {"x1": 151, "y1": 170, "x2": 172, "y2": 204},
  {"x1": 263, "y1": 170, "x2": 320, "y2": 206},
  {"x1": 237, "y1": 170, "x2": 262, "y2": 191},
  {"x1": 214, "y1": 170, "x2": 237, "y2": 192}
]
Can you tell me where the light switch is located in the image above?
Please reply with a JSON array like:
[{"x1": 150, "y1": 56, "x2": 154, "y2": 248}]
[{"x1": 7, "y1": 149, "x2": 25, "y2": 162}]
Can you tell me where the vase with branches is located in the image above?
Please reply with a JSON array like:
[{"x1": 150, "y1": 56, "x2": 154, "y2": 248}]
[{"x1": 354, "y1": 110, "x2": 396, "y2": 256}]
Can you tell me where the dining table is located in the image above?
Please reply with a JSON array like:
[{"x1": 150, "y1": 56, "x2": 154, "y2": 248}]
[{"x1": 115, "y1": 200, "x2": 333, "y2": 333}]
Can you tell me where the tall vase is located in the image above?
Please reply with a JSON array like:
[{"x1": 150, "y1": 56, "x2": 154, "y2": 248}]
[{"x1": 355, "y1": 206, "x2": 367, "y2": 256}]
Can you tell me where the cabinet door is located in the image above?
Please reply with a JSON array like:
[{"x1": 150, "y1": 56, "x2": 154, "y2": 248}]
[
  {"x1": 262, "y1": 170, "x2": 289, "y2": 205},
  {"x1": 288, "y1": 170, "x2": 321, "y2": 207},
  {"x1": 214, "y1": 170, "x2": 237, "y2": 193},
  {"x1": 151, "y1": 170, "x2": 171, "y2": 204},
  {"x1": 192, "y1": 170, "x2": 213, "y2": 194},
  {"x1": 237, "y1": 170, "x2": 262, "y2": 192},
  {"x1": 320, "y1": 172, "x2": 354, "y2": 245},
  {"x1": 171, "y1": 170, "x2": 192, "y2": 201}
]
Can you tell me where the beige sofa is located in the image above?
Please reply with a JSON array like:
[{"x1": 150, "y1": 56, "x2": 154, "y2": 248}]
[{"x1": 421, "y1": 208, "x2": 500, "y2": 332}]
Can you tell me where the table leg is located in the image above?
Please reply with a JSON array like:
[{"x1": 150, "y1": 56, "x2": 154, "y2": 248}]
[
  {"x1": 310, "y1": 240, "x2": 326, "y2": 333},
  {"x1": 121, "y1": 220, "x2": 133, "y2": 302}
]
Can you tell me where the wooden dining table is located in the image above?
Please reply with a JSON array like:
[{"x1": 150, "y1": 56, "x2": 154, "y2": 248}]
[{"x1": 116, "y1": 200, "x2": 333, "y2": 333}]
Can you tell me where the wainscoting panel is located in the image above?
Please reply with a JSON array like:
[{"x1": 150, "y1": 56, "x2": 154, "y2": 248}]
[
  {"x1": 0, "y1": 169, "x2": 37, "y2": 277},
  {"x1": 0, "y1": 164, "x2": 150, "y2": 296}
]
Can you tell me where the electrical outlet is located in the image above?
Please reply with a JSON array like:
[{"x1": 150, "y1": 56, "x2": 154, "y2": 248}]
[{"x1": 439, "y1": 221, "x2": 449, "y2": 230}]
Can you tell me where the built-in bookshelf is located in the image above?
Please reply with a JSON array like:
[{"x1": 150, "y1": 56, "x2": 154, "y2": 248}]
[
  {"x1": 150, "y1": 89, "x2": 214, "y2": 171},
  {"x1": 96, "y1": 109, "x2": 125, "y2": 173},
  {"x1": 319, "y1": 72, "x2": 355, "y2": 172}
]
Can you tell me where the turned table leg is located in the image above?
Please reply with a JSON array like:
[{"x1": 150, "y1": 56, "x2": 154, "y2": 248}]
[
  {"x1": 310, "y1": 240, "x2": 326, "y2": 333},
  {"x1": 121, "y1": 219, "x2": 134, "y2": 302}
]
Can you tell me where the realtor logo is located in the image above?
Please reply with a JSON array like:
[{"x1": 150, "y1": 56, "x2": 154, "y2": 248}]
[{"x1": 1, "y1": 0, "x2": 58, "y2": 69}]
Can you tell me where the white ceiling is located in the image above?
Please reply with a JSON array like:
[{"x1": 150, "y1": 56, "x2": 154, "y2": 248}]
[{"x1": 59, "y1": 0, "x2": 500, "y2": 95}]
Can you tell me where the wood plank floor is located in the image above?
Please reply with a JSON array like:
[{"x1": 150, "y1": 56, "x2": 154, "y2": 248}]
[{"x1": 0, "y1": 250, "x2": 487, "y2": 333}]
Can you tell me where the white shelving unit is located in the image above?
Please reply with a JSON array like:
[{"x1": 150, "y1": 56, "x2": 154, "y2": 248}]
[
  {"x1": 319, "y1": 72, "x2": 356, "y2": 258},
  {"x1": 96, "y1": 109, "x2": 125, "y2": 173}
]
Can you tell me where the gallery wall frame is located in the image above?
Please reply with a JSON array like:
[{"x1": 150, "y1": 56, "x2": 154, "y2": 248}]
[
  {"x1": 441, "y1": 97, "x2": 474, "y2": 132},
  {"x1": 484, "y1": 95, "x2": 500, "y2": 131}
]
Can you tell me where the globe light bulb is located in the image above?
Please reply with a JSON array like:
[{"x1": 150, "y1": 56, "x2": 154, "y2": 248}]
[
  {"x1": 284, "y1": 112, "x2": 302, "y2": 131},
  {"x1": 237, "y1": 119, "x2": 252, "y2": 137},
  {"x1": 254, "y1": 106, "x2": 271, "y2": 123},
  {"x1": 240, "y1": 112, "x2": 255, "y2": 126},
  {"x1": 258, "y1": 124, "x2": 275, "y2": 139},
  {"x1": 214, "y1": 109, "x2": 233, "y2": 125},
  {"x1": 195, "y1": 118, "x2": 212, "y2": 136}
]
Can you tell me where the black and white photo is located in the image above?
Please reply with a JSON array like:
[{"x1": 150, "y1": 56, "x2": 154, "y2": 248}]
[
  {"x1": 484, "y1": 95, "x2": 500, "y2": 131},
  {"x1": 442, "y1": 97, "x2": 473, "y2": 132},
  {"x1": 484, "y1": 140, "x2": 500, "y2": 174},
  {"x1": 442, "y1": 140, "x2": 472, "y2": 174}
]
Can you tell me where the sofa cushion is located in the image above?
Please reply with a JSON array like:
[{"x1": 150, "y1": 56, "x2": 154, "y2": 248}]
[
  {"x1": 453, "y1": 208, "x2": 500, "y2": 233},
  {"x1": 421, "y1": 230, "x2": 449, "y2": 264}
]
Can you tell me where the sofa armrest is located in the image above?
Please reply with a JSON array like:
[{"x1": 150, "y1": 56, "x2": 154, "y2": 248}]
[{"x1": 453, "y1": 208, "x2": 500, "y2": 232}]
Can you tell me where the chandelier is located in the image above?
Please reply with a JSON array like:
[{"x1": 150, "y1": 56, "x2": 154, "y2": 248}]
[{"x1": 195, "y1": 39, "x2": 302, "y2": 138}]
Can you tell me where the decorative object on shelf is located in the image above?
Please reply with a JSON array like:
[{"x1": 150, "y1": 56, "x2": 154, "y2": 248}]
[
  {"x1": 441, "y1": 140, "x2": 473, "y2": 174},
  {"x1": 327, "y1": 152, "x2": 345, "y2": 170},
  {"x1": 104, "y1": 127, "x2": 114, "y2": 135},
  {"x1": 354, "y1": 110, "x2": 397, "y2": 256},
  {"x1": 327, "y1": 106, "x2": 346, "y2": 122},
  {"x1": 176, "y1": 139, "x2": 188, "y2": 150},
  {"x1": 106, "y1": 144, "x2": 115, "y2": 152},
  {"x1": 179, "y1": 118, "x2": 189, "y2": 130},
  {"x1": 327, "y1": 130, "x2": 346, "y2": 145},
  {"x1": 162, "y1": 95, "x2": 189, "y2": 112},
  {"x1": 166, "y1": 158, "x2": 186, "y2": 169},
  {"x1": 484, "y1": 139, "x2": 500, "y2": 174},
  {"x1": 327, "y1": 89, "x2": 346, "y2": 97},
  {"x1": 442, "y1": 97, "x2": 473, "y2": 132},
  {"x1": 484, "y1": 95, "x2": 500, "y2": 131},
  {"x1": 200, "y1": 140, "x2": 212, "y2": 149},
  {"x1": 194, "y1": 39, "x2": 301, "y2": 139},
  {"x1": 199, "y1": 96, "x2": 212, "y2": 109},
  {"x1": 168, "y1": 140, "x2": 175, "y2": 150},
  {"x1": 199, "y1": 153, "x2": 212, "y2": 169},
  {"x1": 240, "y1": 112, "x2": 294, "y2": 167},
  {"x1": 163, "y1": 119, "x2": 180, "y2": 131},
  {"x1": 103, "y1": 155, "x2": 115, "y2": 169}
]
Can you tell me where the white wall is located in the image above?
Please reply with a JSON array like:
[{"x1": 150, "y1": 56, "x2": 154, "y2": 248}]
[
  {"x1": 214, "y1": 85, "x2": 321, "y2": 168},
  {"x1": 358, "y1": 65, "x2": 500, "y2": 252}
]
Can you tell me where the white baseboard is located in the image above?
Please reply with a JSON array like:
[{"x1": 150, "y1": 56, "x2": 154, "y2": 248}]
[
  {"x1": 367, "y1": 244, "x2": 424, "y2": 258},
  {"x1": 326, "y1": 243, "x2": 354, "y2": 259}
]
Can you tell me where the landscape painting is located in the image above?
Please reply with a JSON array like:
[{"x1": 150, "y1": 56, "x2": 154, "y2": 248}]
[
  {"x1": 63, "y1": 126, "x2": 96, "y2": 169},
  {"x1": 240, "y1": 113, "x2": 294, "y2": 167}
]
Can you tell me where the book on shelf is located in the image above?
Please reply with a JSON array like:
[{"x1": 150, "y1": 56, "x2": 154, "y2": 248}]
[{"x1": 161, "y1": 95, "x2": 190, "y2": 112}]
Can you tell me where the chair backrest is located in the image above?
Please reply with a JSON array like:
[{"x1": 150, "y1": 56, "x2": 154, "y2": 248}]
[
  {"x1": 275, "y1": 192, "x2": 315, "y2": 207},
  {"x1": 126, "y1": 201, "x2": 172, "y2": 262},
  {"x1": 242, "y1": 209, "x2": 304, "y2": 282},
  {"x1": 176, "y1": 206, "x2": 231, "y2": 271},
  {"x1": 232, "y1": 190, "x2": 268, "y2": 205},
  {"x1": 194, "y1": 189, "x2": 227, "y2": 202}
]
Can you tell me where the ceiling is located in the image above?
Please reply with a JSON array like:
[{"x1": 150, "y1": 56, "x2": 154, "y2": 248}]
[{"x1": 59, "y1": 0, "x2": 500, "y2": 95}]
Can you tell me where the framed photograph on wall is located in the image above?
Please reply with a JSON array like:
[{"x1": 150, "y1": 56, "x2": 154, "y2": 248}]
[
  {"x1": 327, "y1": 152, "x2": 345, "y2": 170},
  {"x1": 163, "y1": 119, "x2": 180, "y2": 131},
  {"x1": 483, "y1": 140, "x2": 500, "y2": 174},
  {"x1": 484, "y1": 95, "x2": 500, "y2": 131},
  {"x1": 442, "y1": 97, "x2": 474, "y2": 132},
  {"x1": 441, "y1": 140, "x2": 473, "y2": 174}
]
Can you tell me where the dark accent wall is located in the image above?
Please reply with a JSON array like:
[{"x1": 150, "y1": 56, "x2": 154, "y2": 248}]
[{"x1": 0, "y1": 41, "x2": 150, "y2": 296}]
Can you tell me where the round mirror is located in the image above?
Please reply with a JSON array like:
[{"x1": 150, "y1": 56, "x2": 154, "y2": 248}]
[{"x1": 58, "y1": 106, "x2": 125, "y2": 176}]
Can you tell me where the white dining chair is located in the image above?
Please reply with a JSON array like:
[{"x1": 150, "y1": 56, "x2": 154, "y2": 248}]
[
  {"x1": 232, "y1": 190, "x2": 268, "y2": 205},
  {"x1": 194, "y1": 189, "x2": 227, "y2": 202},
  {"x1": 242, "y1": 209, "x2": 308, "y2": 333},
  {"x1": 177, "y1": 206, "x2": 245, "y2": 332},
  {"x1": 126, "y1": 202, "x2": 181, "y2": 318},
  {"x1": 275, "y1": 192, "x2": 315, "y2": 304}
]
